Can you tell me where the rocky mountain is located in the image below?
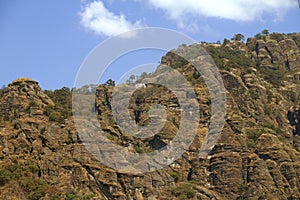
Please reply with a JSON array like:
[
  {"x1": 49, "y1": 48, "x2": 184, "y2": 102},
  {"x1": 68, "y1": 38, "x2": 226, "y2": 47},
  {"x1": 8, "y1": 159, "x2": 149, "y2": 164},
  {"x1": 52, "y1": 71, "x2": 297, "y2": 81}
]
[{"x1": 0, "y1": 32, "x2": 300, "y2": 199}]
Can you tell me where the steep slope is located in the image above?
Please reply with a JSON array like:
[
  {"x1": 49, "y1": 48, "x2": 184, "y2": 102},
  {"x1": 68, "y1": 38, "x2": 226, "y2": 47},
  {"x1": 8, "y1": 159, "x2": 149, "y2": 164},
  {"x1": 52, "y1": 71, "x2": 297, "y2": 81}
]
[
  {"x1": 0, "y1": 32, "x2": 300, "y2": 199},
  {"x1": 0, "y1": 79, "x2": 107, "y2": 199}
]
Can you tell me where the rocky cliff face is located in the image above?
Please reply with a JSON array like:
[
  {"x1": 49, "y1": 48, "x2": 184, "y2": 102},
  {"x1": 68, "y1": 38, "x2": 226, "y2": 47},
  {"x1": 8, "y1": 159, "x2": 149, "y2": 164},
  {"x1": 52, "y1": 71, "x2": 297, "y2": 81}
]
[
  {"x1": 0, "y1": 78, "x2": 54, "y2": 121},
  {"x1": 0, "y1": 33, "x2": 300, "y2": 200}
]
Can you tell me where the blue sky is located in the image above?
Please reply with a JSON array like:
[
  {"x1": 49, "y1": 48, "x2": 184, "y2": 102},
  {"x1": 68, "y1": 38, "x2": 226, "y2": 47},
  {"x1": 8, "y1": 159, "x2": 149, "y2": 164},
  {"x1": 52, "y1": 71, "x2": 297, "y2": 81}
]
[{"x1": 0, "y1": 0, "x2": 299, "y2": 89}]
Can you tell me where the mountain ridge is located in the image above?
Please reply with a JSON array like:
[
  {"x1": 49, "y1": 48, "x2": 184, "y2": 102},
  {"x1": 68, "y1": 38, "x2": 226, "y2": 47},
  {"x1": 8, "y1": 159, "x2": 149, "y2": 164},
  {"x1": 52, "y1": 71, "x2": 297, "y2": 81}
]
[{"x1": 0, "y1": 32, "x2": 300, "y2": 199}]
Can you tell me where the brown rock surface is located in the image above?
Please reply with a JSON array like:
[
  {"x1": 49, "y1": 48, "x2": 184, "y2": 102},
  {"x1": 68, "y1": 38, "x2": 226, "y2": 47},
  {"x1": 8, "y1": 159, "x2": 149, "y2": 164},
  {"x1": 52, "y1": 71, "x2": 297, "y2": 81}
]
[{"x1": 0, "y1": 32, "x2": 300, "y2": 199}]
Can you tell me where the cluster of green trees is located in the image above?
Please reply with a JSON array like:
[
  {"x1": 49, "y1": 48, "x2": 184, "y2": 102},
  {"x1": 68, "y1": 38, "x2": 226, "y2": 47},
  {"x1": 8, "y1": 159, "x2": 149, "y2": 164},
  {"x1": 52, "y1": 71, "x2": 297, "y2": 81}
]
[
  {"x1": 0, "y1": 163, "x2": 47, "y2": 199},
  {"x1": 205, "y1": 30, "x2": 299, "y2": 88},
  {"x1": 205, "y1": 45, "x2": 255, "y2": 70},
  {"x1": 254, "y1": 29, "x2": 270, "y2": 40},
  {"x1": 42, "y1": 79, "x2": 117, "y2": 122},
  {"x1": 43, "y1": 87, "x2": 72, "y2": 123},
  {"x1": 229, "y1": 29, "x2": 270, "y2": 42},
  {"x1": 231, "y1": 33, "x2": 245, "y2": 42},
  {"x1": 227, "y1": 30, "x2": 300, "y2": 45},
  {"x1": 0, "y1": 163, "x2": 96, "y2": 199},
  {"x1": 259, "y1": 67, "x2": 285, "y2": 88}
]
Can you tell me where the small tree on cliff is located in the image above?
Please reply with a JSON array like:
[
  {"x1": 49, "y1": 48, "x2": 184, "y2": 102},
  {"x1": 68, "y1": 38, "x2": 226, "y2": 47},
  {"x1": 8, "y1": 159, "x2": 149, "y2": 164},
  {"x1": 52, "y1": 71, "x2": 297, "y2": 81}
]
[
  {"x1": 261, "y1": 29, "x2": 269, "y2": 36},
  {"x1": 232, "y1": 33, "x2": 245, "y2": 42}
]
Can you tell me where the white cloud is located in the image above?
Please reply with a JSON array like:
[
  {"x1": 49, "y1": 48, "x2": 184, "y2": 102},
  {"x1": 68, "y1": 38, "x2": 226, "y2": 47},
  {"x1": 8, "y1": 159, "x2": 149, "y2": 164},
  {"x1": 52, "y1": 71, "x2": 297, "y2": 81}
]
[
  {"x1": 79, "y1": 1, "x2": 144, "y2": 37},
  {"x1": 146, "y1": 0, "x2": 297, "y2": 26}
]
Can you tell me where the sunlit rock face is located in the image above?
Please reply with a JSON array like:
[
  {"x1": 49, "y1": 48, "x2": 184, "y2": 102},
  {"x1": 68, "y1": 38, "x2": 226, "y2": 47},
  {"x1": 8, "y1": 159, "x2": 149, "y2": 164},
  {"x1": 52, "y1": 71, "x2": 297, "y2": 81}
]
[{"x1": 0, "y1": 33, "x2": 300, "y2": 199}]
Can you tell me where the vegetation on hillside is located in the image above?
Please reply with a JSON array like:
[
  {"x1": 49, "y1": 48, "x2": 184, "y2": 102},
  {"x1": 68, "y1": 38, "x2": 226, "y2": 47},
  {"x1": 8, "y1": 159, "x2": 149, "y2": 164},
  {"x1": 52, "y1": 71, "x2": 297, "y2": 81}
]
[
  {"x1": 0, "y1": 30, "x2": 300, "y2": 199},
  {"x1": 205, "y1": 45, "x2": 255, "y2": 70},
  {"x1": 43, "y1": 87, "x2": 72, "y2": 123}
]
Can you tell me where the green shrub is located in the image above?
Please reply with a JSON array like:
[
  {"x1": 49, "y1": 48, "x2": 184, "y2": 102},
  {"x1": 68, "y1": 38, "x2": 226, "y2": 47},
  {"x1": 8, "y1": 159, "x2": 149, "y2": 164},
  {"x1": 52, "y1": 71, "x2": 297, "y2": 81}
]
[
  {"x1": 269, "y1": 33, "x2": 285, "y2": 42},
  {"x1": 20, "y1": 178, "x2": 47, "y2": 200},
  {"x1": 178, "y1": 193, "x2": 188, "y2": 200},
  {"x1": 0, "y1": 164, "x2": 52, "y2": 199},
  {"x1": 205, "y1": 46, "x2": 255, "y2": 70},
  {"x1": 232, "y1": 33, "x2": 245, "y2": 41},
  {"x1": 249, "y1": 90, "x2": 259, "y2": 100},
  {"x1": 169, "y1": 171, "x2": 180, "y2": 182},
  {"x1": 170, "y1": 183, "x2": 196, "y2": 199},
  {"x1": 262, "y1": 123, "x2": 281, "y2": 133},
  {"x1": 40, "y1": 127, "x2": 46, "y2": 134},
  {"x1": 67, "y1": 194, "x2": 77, "y2": 200},
  {"x1": 254, "y1": 33, "x2": 266, "y2": 40},
  {"x1": 25, "y1": 101, "x2": 38, "y2": 112},
  {"x1": 6, "y1": 164, "x2": 23, "y2": 179},
  {"x1": 223, "y1": 38, "x2": 230, "y2": 46},
  {"x1": 49, "y1": 111, "x2": 64, "y2": 123},
  {"x1": 0, "y1": 164, "x2": 23, "y2": 186},
  {"x1": 0, "y1": 169, "x2": 10, "y2": 186},
  {"x1": 261, "y1": 67, "x2": 284, "y2": 87},
  {"x1": 44, "y1": 87, "x2": 72, "y2": 121},
  {"x1": 264, "y1": 106, "x2": 271, "y2": 115},
  {"x1": 28, "y1": 164, "x2": 39, "y2": 173},
  {"x1": 246, "y1": 129, "x2": 262, "y2": 148},
  {"x1": 105, "y1": 133, "x2": 114, "y2": 141},
  {"x1": 134, "y1": 145, "x2": 144, "y2": 153},
  {"x1": 282, "y1": 90, "x2": 297, "y2": 103}
]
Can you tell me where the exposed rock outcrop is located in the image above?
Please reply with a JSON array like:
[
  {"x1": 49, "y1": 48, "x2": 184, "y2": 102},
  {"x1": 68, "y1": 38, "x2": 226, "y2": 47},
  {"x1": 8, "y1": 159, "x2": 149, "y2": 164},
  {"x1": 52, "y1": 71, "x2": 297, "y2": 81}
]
[
  {"x1": 0, "y1": 78, "x2": 54, "y2": 120},
  {"x1": 0, "y1": 32, "x2": 300, "y2": 199}
]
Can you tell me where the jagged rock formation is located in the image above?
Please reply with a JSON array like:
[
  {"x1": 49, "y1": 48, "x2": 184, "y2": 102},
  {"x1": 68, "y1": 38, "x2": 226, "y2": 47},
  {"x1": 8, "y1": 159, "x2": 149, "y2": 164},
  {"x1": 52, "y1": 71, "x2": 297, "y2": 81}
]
[
  {"x1": 0, "y1": 32, "x2": 300, "y2": 199},
  {"x1": 0, "y1": 78, "x2": 54, "y2": 120}
]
